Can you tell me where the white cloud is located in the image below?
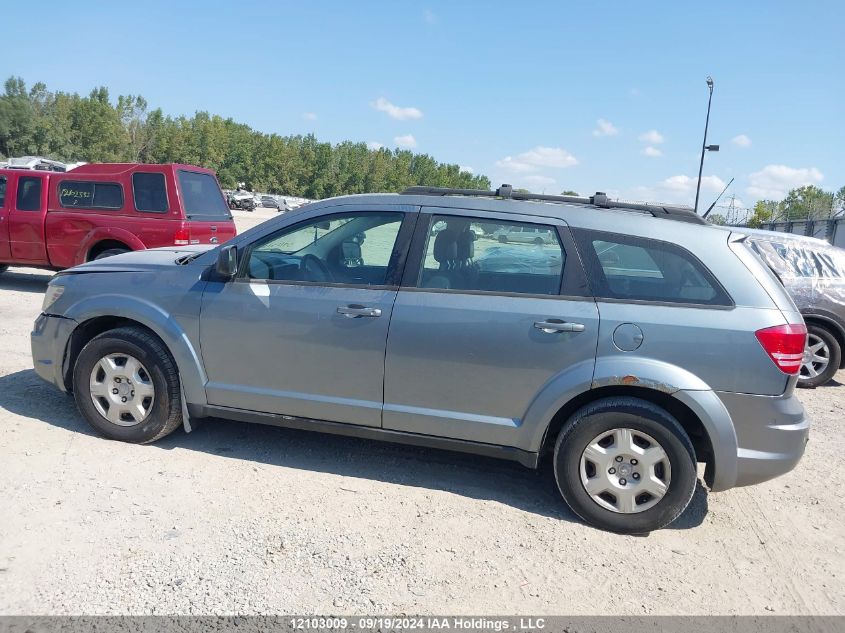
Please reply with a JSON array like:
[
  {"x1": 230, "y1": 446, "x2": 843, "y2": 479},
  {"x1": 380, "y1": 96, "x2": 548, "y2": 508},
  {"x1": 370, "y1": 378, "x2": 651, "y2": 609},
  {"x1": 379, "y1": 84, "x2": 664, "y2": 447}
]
[
  {"x1": 629, "y1": 174, "x2": 728, "y2": 206},
  {"x1": 302, "y1": 112, "x2": 317, "y2": 121},
  {"x1": 423, "y1": 8, "x2": 437, "y2": 24},
  {"x1": 592, "y1": 118, "x2": 619, "y2": 137},
  {"x1": 498, "y1": 146, "x2": 578, "y2": 172},
  {"x1": 731, "y1": 134, "x2": 752, "y2": 148},
  {"x1": 641, "y1": 146, "x2": 662, "y2": 158},
  {"x1": 372, "y1": 97, "x2": 423, "y2": 121},
  {"x1": 638, "y1": 129, "x2": 665, "y2": 144},
  {"x1": 394, "y1": 134, "x2": 417, "y2": 149},
  {"x1": 661, "y1": 174, "x2": 726, "y2": 194},
  {"x1": 459, "y1": 165, "x2": 474, "y2": 174},
  {"x1": 366, "y1": 141, "x2": 384, "y2": 151},
  {"x1": 746, "y1": 165, "x2": 823, "y2": 200}
]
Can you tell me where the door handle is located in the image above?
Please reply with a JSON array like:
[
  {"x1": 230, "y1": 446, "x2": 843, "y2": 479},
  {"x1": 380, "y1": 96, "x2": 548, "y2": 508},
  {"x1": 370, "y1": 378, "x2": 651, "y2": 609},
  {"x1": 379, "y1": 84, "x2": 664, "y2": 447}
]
[
  {"x1": 534, "y1": 319, "x2": 585, "y2": 333},
  {"x1": 337, "y1": 304, "x2": 382, "y2": 318}
]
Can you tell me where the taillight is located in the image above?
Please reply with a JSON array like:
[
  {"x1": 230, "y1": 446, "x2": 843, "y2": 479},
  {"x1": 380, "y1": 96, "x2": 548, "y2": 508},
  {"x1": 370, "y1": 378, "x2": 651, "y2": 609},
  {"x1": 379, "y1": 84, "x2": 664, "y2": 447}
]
[
  {"x1": 174, "y1": 226, "x2": 191, "y2": 245},
  {"x1": 755, "y1": 324, "x2": 807, "y2": 374}
]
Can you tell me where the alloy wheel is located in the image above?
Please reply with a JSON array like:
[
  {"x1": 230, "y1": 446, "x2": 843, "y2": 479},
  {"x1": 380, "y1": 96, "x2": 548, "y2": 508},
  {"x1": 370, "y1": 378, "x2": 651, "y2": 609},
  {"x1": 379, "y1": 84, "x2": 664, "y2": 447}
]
[{"x1": 800, "y1": 333, "x2": 831, "y2": 380}]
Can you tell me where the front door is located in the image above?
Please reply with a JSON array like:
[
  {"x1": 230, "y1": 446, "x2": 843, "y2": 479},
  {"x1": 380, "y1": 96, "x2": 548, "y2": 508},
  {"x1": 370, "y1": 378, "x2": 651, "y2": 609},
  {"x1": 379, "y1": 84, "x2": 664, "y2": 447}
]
[
  {"x1": 199, "y1": 206, "x2": 415, "y2": 427},
  {"x1": 383, "y1": 209, "x2": 600, "y2": 446},
  {"x1": 0, "y1": 175, "x2": 10, "y2": 261},
  {"x1": 8, "y1": 173, "x2": 49, "y2": 263}
]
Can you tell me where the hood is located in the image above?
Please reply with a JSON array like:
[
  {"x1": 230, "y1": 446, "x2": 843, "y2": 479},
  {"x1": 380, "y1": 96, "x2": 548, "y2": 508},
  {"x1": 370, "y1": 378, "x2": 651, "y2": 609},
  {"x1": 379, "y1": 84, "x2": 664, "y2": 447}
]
[{"x1": 58, "y1": 245, "x2": 216, "y2": 275}]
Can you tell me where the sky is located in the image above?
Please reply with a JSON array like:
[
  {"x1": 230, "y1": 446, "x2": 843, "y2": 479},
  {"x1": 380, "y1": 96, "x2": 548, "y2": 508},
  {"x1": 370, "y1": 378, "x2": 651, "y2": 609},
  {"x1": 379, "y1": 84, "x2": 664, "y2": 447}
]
[{"x1": 3, "y1": 0, "x2": 843, "y2": 209}]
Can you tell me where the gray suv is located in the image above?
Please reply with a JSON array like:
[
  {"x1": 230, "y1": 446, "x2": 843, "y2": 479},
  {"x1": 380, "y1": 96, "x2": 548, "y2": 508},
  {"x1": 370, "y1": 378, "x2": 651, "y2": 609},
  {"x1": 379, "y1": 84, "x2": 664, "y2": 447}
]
[{"x1": 31, "y1": 186, "x2": 810, "y2": 533}]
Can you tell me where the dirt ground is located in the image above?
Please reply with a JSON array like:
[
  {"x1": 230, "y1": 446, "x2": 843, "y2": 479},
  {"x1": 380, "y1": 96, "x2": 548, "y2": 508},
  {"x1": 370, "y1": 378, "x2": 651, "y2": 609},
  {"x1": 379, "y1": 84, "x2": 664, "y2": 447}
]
[{"x1": 0, "y1": 209, "x2": 843, "y2": 615}]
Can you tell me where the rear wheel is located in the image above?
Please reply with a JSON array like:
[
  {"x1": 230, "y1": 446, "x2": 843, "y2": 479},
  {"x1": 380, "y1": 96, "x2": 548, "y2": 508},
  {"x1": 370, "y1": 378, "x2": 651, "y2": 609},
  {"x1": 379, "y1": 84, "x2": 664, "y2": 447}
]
[
  {"x1": 798, "y1": 324, "x2": 841, "y2": 388},
  {"x1": 533, "y1": 237, "x2": 544, "y2": 245},
  {"x1": 93, "y1": 248, "x2": 129, "y2": 260},
  {"x1": 72, "y1": 326, "x2": 182, "y2": 443},
  {"x1": 553, "y1": 397, "x2": 697, "y2": 534}
]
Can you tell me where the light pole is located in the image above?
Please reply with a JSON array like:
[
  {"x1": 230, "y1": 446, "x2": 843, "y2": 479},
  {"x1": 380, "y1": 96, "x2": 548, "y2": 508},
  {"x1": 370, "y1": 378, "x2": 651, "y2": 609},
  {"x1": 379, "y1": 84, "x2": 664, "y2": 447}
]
[{"x1": 694, "y1": 76, "x2": 720, "y2": 214}]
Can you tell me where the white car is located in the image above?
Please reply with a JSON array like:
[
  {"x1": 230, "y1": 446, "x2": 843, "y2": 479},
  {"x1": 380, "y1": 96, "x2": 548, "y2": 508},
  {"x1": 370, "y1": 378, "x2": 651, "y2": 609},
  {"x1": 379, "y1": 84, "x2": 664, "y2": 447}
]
[{"x1": 493, "y1": 225, "x2": 555, "y2": 245}]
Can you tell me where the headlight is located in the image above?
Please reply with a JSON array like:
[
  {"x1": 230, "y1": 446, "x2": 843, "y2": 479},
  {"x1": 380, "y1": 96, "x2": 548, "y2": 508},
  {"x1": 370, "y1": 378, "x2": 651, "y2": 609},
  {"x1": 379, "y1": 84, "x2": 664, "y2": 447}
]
[{"x1": 42, "y1": 285, "x2": 65, "y2": 312}]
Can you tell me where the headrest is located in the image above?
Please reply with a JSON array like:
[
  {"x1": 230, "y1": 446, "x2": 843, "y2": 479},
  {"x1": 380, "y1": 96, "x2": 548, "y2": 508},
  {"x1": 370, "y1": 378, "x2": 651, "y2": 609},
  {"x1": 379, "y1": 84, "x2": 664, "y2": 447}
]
[
  {"x1": 433, "y1": 230, "x2": 458, "y2": 264},
  {"x1": 456, "y1": 229, "x2": 475, "y2": 260}
]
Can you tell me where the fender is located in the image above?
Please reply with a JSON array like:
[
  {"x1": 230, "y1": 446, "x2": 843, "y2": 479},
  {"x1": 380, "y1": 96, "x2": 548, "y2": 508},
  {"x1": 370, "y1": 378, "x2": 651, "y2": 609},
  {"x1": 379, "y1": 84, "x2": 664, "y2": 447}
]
[
  {"x1": 73, "y1": 227, "x2": 147, "y2": 266},
  {"x1": 521, "y1": 355, "x2": 739, "y2": 491},
  {"x1": 61, "y1": 293, "x2": 208, "y2": 407}
]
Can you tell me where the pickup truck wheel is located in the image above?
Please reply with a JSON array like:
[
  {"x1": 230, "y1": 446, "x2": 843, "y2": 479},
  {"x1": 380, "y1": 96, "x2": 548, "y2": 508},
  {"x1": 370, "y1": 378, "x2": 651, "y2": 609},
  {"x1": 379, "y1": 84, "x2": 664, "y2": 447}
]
[
  {"x1": 798, "y1": 324, "x2": 841, "y2": 388},
  {"x1": 553, "y1": 397, "x2": 697, "y2": 534},
  {"x1": 93, "y1": 248, "x2": 129, "y2": 260},
  {"x1": 72, "y1": 326, "x2": 182, "y2": 443}
]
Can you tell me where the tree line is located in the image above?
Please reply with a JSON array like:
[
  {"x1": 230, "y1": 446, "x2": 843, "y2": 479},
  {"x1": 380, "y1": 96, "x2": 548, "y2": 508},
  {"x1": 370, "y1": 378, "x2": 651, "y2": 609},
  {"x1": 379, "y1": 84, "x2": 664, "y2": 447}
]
[
  {"x1": 741, "y1": 185, "x2": 845, "y2": 228},
  {"x1": 0, "y1": 77, "x2": 491, "y2": 197}
]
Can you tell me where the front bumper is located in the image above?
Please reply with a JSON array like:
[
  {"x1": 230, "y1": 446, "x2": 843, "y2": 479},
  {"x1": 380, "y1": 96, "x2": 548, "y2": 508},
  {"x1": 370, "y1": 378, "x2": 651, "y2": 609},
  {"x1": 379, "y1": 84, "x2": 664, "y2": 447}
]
[
  {"x1": 717, "y1": 390, "x2": 810, "y2": 489},
  {"x1": 31, "y1": 313, "x2": 77, "y2": 392}
]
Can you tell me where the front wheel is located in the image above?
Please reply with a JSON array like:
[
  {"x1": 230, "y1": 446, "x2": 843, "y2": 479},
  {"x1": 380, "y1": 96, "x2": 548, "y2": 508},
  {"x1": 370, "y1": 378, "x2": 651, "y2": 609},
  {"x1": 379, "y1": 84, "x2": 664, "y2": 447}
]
[
  {"x1": 798, "y1": 324, "x2": 841, "y2": 388},
  {"x1": 72, "y1": 326, "x2": 183, "y2": 443},
  {"x1": 553, "y1": 397, "x2": 697, "y2": 534}
]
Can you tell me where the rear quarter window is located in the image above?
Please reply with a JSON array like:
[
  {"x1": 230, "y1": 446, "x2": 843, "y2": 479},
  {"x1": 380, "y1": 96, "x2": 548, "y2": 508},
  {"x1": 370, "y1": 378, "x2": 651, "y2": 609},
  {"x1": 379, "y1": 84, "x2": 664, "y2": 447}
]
[
  {"x1": 58, "y1": 181, "x2": 123, "y2": 210},
  {"x1": 574, "y1": 229, "x2": 732, "y2": 306}
]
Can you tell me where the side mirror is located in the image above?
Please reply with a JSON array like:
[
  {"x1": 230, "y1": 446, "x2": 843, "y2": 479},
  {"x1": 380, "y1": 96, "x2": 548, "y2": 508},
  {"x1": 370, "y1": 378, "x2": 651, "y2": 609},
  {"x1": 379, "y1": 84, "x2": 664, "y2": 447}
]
[{"x1": 216, "y1": 245, "x2": 238, "y2": 279}]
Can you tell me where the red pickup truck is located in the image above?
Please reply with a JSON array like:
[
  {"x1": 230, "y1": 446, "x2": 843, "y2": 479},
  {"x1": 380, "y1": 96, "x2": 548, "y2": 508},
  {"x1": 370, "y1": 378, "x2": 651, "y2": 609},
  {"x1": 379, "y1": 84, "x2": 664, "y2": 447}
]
[{"x1": 0, "y1": 163, "x2": 237, "y2": 273}]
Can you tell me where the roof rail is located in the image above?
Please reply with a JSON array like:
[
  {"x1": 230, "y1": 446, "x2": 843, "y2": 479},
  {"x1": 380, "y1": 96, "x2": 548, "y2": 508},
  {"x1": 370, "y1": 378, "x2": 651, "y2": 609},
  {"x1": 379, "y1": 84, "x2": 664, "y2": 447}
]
[{"x1": 400, "y1": 185, "x2": 707, "y2": 225}]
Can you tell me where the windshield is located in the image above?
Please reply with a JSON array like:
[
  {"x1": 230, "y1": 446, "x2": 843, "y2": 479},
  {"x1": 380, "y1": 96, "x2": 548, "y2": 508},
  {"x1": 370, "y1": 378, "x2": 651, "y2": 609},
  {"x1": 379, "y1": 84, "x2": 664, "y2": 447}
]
[{"x1": 177, "y1": 170, "x2": 231, "y2": 219}]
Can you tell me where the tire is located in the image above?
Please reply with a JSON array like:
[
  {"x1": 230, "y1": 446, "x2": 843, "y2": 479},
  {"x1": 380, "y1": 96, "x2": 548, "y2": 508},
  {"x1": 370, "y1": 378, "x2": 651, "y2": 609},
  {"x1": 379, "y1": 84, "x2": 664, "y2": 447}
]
[
  {"x1": 93, "y1": 248, "x2": 129, "y2": 260},
  {"x1": 72, "y1": 326, "x2": 182, "y2": 443},
  {"x1": 553, "y1": 397, "x2": 697, "y2": 534},
  {"x1": 798, "y1": 324, "x2": 841, "y2": 388},
  {"x1": 533, "y1": 237, "x2": 544, "y2": 245},
  {"x1": 498, "y1": 235, "x2": 508, "y2": 243}
]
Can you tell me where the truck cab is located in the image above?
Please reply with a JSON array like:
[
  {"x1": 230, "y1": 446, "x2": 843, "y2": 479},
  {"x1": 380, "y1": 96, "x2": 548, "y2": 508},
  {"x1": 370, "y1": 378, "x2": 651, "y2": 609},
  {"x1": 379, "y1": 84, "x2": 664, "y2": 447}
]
[{"x1": 0, "y1": 163, "x2": 236, "y2": 272}]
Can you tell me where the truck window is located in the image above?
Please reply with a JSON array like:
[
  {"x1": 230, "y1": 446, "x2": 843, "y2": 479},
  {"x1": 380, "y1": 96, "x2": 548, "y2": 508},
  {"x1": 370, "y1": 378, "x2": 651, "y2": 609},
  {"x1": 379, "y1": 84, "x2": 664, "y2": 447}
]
[
  {"x1": 177, "y1": 170, "x2": 231, "y2": 219},
  {"x1": 132, "y1": 172, "x2": 168, "y2": 213},
  {"x1": 17, "y1": 177, "x2": 43, "y2": 211},
  {"x1": 0, "y1": 176, "x2": 6, "y2": 207},
  {"x1": 59, "y1": 181, "x2": 123, "y2": 210}
]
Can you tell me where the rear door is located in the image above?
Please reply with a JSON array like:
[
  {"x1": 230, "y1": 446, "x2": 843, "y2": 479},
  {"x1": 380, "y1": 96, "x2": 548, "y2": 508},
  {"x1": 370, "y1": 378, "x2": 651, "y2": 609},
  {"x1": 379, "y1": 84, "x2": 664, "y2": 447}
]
[{"x1": 382, "y1": 208, "x2": 599, "y2": 446}]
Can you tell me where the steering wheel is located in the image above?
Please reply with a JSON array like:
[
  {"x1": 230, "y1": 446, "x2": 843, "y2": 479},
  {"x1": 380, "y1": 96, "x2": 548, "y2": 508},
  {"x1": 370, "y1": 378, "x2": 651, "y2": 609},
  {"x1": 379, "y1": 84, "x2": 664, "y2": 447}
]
[{"x1": 300, "y1": 254, "x2": 333, "y2": 283}]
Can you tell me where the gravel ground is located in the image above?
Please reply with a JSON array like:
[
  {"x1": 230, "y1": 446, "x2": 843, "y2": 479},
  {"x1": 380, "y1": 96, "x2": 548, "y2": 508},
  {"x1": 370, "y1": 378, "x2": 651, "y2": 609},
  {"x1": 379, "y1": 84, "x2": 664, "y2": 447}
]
[{"x1": 0, "y1": 210, "x2": 843, "y2": 615}]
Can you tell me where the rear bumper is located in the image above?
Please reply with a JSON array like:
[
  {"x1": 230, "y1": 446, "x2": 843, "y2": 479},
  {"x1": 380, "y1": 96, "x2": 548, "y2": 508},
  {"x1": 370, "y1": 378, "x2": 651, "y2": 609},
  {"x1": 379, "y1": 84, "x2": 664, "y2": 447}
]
[
  {"x1": 31, "y1": 313, "x2": 77, "y2": 392},
  {"x1": 716, "y1": 390, "x2": 810, "y2": 489}
]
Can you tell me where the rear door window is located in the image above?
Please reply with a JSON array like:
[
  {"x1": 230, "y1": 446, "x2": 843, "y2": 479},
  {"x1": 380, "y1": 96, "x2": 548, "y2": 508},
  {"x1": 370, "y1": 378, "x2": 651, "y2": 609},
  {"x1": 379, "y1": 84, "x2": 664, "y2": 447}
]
[
  {"x1": 59, "y1": 181, "x2": 123, "y2": 210},
  {"x1": 575, "y1": 229, "x2": 731, "y2": 306},
  {"x1": 132, "y1": 172, "x2": 169, "y2": 213},
  {"x1": 17, "y1": 176, "x2": 43, "y2": 211},
  {"x1": 0, "y1": 176, "x2": 6, "y2": 207},
  {"x1": 177, "y1": 170, "x2": 231, "y2": 219},
  {"x1": 417, "y1": 215, "x2": 565, "y2": 296}
]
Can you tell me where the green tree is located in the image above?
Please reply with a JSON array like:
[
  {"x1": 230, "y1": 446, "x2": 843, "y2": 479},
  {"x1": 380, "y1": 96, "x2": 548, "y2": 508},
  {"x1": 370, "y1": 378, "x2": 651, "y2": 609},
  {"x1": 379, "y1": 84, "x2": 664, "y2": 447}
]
[
  {"x1": 782, "y1": 185, "x2": 834, "y2": 220},
  {"x1": 561, "y1": 190, "x2": 579, "y2": 196},
  {"x1": 746, "y1": 200, "x2": 780, "y2": 228},
  {"x1": 0, "y1": 76, "x2": 492, "y2": 197},
  {"x1": 707, "y1": 213, "x2": 727, "y2": 226}
]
